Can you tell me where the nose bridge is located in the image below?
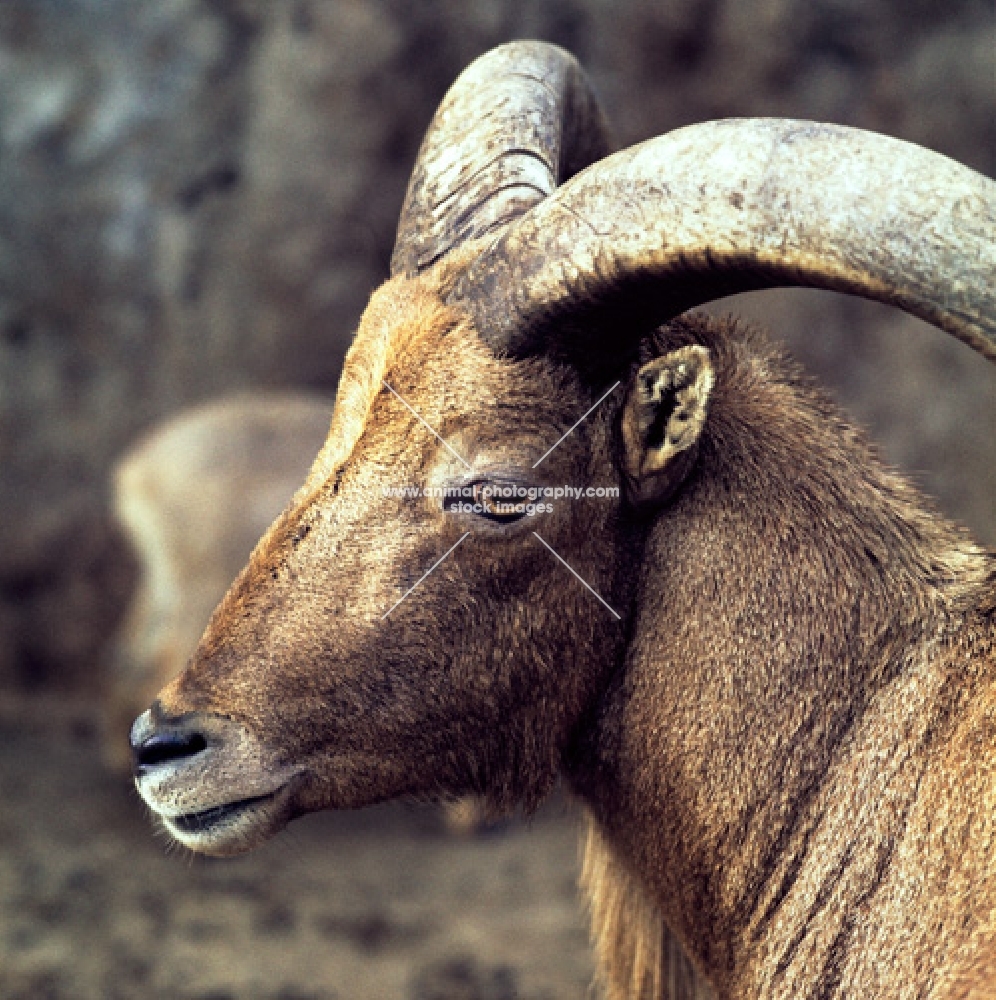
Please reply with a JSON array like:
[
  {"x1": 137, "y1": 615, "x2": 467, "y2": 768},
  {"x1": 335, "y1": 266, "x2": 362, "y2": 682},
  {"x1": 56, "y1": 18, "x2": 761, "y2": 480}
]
[
  {"x1": 156, "y1": 651, "x2": 255, "y2": 728},
  {"x1": 153, "y1": 540, "x2": 294, "y2": 721},
  {"x1": 155, "y1": 669, "x2": 208, "y2": 718},
  {"x1": 148, "y1": 488, "x2": 345, "y2": 734},
  {"x1": 155, "y1": 566, "x2": 314, "y2": 734}
]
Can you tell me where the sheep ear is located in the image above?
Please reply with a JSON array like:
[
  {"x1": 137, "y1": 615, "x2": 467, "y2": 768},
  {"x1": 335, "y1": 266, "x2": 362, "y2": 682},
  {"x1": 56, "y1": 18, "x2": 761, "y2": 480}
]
[{"x1": 620, "y1": 346, "x2": 714, "y2": 509}]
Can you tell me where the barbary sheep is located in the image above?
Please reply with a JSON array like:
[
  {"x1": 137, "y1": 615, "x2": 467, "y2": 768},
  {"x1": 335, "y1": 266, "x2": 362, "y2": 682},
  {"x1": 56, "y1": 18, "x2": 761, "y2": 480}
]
[{"x1": 130, "y1": 43, "x2": 995, "y2": 999}]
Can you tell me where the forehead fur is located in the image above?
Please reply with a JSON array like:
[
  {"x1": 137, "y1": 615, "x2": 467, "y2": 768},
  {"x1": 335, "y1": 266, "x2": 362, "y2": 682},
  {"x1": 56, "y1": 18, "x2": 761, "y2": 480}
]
[{"x1": 300, "y1": 273, "x2": 463, "y2": 496}]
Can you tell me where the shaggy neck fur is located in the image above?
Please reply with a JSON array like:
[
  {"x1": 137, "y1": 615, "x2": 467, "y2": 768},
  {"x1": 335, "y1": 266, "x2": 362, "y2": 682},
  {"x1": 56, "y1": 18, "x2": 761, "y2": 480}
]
[{"x1": 569, "y1": 316, "x2": 995, "y2": 999}]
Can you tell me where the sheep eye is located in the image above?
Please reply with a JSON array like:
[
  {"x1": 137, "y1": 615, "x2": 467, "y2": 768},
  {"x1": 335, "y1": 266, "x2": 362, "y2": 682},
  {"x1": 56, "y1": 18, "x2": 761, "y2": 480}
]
[{"x1": 442, "y1": 479, "x2": 533, "y2": 525}]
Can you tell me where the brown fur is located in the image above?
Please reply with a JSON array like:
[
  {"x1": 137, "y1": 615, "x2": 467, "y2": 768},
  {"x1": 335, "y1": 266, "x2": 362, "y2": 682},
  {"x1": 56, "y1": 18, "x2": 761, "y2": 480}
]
[
  {"x1": 572, "y1": 318, "x2": 995, "y2": 998},
  {"x1": 139, "y1": 263, "x2": 995, "y2": 998},
  {"x1": 583, "y1": 814, "x2": 715, "y2": 999}
]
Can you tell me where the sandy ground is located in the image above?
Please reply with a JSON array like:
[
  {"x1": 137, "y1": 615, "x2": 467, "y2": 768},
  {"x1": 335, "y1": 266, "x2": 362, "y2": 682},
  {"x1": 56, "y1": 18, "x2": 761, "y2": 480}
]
[{"x1": 0, "y1": 706, "x2": 594, "y2": 1000}]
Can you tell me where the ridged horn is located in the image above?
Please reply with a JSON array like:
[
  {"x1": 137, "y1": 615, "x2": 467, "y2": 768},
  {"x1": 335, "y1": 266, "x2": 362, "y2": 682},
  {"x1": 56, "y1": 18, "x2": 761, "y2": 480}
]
[
  {"x1": 449, "y1": 118, "x2": 996, "y2": 365},
  {"x1": 391, "y1": 41, "x2": 613, "y2": 279}
]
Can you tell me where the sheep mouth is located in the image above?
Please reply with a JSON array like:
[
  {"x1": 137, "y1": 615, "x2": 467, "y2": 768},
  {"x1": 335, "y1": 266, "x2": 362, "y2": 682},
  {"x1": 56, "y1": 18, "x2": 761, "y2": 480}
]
[
  {"x1": 168, "y1": 793, "x2": 276, "y2": 836},
  {"x1": 159, "y1": 782, "x2": 298, "y2": 855}
]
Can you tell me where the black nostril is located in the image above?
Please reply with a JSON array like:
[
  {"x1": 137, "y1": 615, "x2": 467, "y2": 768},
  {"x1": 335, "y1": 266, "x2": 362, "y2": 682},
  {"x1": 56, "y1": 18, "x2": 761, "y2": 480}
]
[{"x1": 133, "y1": 730, "x2": 208, "y2": 774}]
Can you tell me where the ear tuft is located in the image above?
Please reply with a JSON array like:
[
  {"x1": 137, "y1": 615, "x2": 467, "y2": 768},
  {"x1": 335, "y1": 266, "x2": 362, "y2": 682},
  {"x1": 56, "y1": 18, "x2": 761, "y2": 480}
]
[{"x1": 621, "y1": 346, "x2": 714, "y2": 509}]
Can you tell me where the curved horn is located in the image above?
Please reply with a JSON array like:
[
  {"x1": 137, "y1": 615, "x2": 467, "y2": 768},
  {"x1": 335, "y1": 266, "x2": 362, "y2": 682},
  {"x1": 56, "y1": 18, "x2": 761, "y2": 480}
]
[
  {"x1": 391, "y1": 41, "x2": 613, "y2": 279},
  {"x1": 449, "y1": 119, "x2": 996, "y2": 364}
]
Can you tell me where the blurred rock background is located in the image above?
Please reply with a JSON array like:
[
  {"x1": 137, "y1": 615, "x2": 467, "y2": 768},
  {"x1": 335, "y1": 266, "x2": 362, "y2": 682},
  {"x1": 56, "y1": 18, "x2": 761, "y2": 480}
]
[{"x1": 0, "y1": 0, "x2": 993, "y2": 695}]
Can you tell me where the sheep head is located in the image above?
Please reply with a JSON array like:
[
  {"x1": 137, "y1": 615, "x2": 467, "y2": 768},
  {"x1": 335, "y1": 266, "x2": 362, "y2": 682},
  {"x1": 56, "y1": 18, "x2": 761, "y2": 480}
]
[{"x1": 131, "y1": 42, "x2": 995, "y2": 859}]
